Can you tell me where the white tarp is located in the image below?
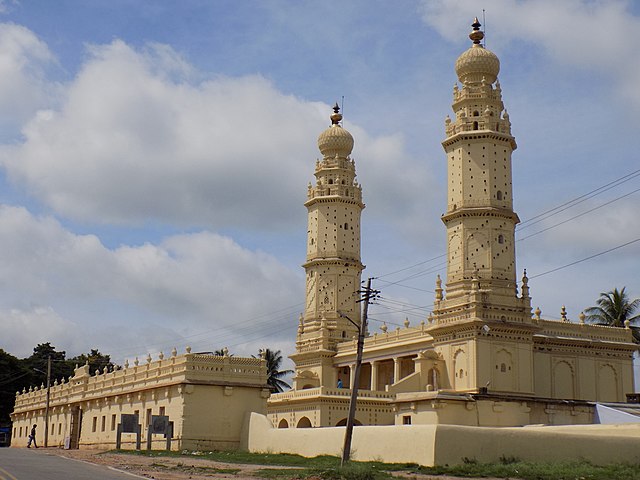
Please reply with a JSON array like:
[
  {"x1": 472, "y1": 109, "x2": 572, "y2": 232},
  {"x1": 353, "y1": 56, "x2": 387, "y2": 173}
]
[{"x1": 595, "y1": 403, "x2": 640, "y2": 424}]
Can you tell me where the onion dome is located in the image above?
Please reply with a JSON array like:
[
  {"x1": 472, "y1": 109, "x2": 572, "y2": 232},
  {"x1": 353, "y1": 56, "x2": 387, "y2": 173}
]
[
  {"x1": 317, "y1": 103, "x2": 354, "y2": 158},
  {"x1": 455, "y1": 18, "x2": 500, "y2": 84}
]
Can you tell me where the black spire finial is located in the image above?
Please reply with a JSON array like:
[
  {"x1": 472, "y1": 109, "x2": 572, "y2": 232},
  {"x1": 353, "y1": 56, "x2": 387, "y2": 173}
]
[
  {"x1": 469, "y1": 17, "x2": 485, "y2": 45},
  {"x1": 330, "y1": 102, "x2": 342, "y2": 125}
]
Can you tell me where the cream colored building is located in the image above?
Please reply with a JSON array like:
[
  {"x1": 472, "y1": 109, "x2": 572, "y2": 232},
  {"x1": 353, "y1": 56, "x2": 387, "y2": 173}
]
[
  {"x1": 267, "y1": 19, "x2": 637, "y2": 429},
  {"x1": 11, "y1": 349, "x2": 270, "y2": 450}
]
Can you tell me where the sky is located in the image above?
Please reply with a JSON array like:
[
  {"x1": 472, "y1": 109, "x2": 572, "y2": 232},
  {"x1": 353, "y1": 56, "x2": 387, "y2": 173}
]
[{"x1": 0, "y1": 0, "x2": 638, "y2": 381}]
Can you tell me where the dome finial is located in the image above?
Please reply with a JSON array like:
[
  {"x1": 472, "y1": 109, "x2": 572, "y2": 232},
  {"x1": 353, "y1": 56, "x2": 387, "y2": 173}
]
[
  {"x1": 469, "y1": 17, "x2": 484, "y2": 45},
  {"x1": 330, "y1": 102, "x2": 342, "y2": 125}
]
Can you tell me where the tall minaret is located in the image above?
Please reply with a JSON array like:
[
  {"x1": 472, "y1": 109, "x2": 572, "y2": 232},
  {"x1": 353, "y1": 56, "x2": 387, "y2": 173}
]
[
  {"x1": 435, "y1": 19, "x2": 531, "y2": 324},
  {"x1": 290, "y1": 104, "x2": 365, "y2": 388}
]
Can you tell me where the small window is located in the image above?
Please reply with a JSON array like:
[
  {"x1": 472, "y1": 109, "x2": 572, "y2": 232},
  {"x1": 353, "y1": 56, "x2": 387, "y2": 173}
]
[
  {"x1": 473, "y1": 111, "x2": 479, "y2": 117},
  {"x1": 344, "y1": 223, "x2": 348, "y2": 230},
  {"x1": 101, "y1": 416, "x2": 106, "y2": 432},
  {"x1": 328, "y1": 179, "x2": 333, "y2": 185},
  {"x1": 111, "y1": 414, "x2": 117, "y2": 431},
  {"x1": 92, "y1": 417, "x2": 97, "y2": 432},
  {"x1": 498, "y1": 235, "x2": 504, "y2": 244},
  {"x1": 497, "y1": 190, "x2": 503, "y2": 200},
  {"x1": 159, "y1": 407, "x2": 165, "y2": 417},
  {"x1": 500, "y1": 363, "x2": 506, "y2": 373},
  {"x1": 472, "y1": 121, "x2": 478, "y2": 130},
  {"x1": 403, "y1": 415, "x2": 412, "y2": 425}
]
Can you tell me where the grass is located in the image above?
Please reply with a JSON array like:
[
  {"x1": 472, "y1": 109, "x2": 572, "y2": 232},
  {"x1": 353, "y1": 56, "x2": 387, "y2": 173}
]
[{"x1": 111, "y1": 449, "x2": 640, "y2": 480}]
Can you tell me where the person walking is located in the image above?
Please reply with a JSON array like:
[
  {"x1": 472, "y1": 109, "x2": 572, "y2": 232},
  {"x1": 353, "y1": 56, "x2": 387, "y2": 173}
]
[{"x1": 27, "y1": 424, "x2": 38, "y2": 448}]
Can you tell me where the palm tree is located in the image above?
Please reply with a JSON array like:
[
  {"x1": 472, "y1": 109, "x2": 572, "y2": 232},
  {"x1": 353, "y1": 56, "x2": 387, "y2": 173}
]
[
  {"x1": 259, "y1": 349, "x2": 294, "y2": 393},
  {"x1": 584, "y1": 287, "x2": 640, "y2": 343}
]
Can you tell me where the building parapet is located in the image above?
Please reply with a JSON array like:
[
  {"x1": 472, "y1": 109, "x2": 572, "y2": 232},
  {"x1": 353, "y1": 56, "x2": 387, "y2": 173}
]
[
  {"x1": 335, "y1": 324, "x2": 433, "y2": 355},
  {"x1": 269, "y1": 386, "x2": 393, "y2": 404},
  {"x1": 13, "y1": 351, "x2": 266, "y2": 414},
  {"x1": 536, "y1": 319, "x2": 635, "y2": 344}
]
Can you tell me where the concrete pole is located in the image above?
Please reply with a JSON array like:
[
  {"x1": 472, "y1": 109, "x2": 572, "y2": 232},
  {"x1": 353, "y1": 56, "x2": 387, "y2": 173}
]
[{"x1": 44, "y1": 355, "x2": 51, "y2": 448}]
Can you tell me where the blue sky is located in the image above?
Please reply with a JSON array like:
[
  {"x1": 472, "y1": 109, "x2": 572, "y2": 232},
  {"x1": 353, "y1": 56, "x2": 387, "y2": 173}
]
[{"x1": 0, "y1": 0, "x2": 638, "y2": 382}]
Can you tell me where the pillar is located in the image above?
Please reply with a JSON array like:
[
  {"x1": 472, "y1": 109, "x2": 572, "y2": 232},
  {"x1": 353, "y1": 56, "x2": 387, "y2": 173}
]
[{"x1": 370, "y1": 361, "x2": 379, "y2": 391}]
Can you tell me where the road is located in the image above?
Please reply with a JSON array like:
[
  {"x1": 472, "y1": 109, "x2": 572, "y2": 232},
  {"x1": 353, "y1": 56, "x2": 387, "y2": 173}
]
[{"x1": 0, "y1": 448, "x2": 146, "y2": 480}]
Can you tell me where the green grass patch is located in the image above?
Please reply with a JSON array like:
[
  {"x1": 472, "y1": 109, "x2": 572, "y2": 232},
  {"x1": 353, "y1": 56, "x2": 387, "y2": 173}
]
[
  {"x1": 111, "y1": 450, "x2": 640, "y2": 480},
  {"x1": 411, "y1": 460, "x2": 640, "y2": 480}
]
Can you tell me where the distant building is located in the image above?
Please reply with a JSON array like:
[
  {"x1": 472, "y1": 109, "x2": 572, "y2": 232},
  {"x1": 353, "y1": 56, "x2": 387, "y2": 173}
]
[
  {"x1": 11, "y1": 349, "x2": 270, "y2": 449},
  {"x1": 268, "y1": 19, "x2": 637, "y2": 429}
]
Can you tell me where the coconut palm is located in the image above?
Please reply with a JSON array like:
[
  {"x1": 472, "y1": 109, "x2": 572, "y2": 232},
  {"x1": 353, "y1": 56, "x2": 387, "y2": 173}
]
[
  {"x1": 259, "y1": 348, "x2": 294, "y2": 393},
  {"x1": 584, "y1": 287, "x2": 640, "y2": 343}
]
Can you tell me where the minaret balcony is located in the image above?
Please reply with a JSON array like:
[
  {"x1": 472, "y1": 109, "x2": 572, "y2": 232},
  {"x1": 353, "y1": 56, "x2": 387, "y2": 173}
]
[{"x1": 306, "y1": 187, "x2": 363, "y2": 204}]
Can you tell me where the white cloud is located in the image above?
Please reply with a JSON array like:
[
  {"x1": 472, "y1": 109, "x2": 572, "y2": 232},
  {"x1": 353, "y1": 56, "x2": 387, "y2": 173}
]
[
  {"x1": 0, "y1": 36, "x2": 432, "y2": 236},
  {"x1": 0, "y1": 23, "x2": 57, "y2": 136},
  {"x1": 420, "y1": 0, "x2": 640, "y2": 110},
  {"x1": 0, "y1": 306, "x2": 85, "y2": 359},
  {"x1": 0, "y1": 205, "x2": 303, "y2": 362}
]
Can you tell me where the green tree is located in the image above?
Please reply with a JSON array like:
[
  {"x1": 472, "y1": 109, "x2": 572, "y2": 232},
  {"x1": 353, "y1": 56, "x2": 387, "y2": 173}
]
[
  {"x1": 24, "y1": 343, "x2": 74, "y2": 387},
  {"x1": 0, "y1": 349, "x2": 29, "y2": 425},
  {"x1": 259, "y1": 349, "x2": 293, "y2": 393},
  {"x1": 584, "y1": 287, "x2": 640, "y2": 342},
  {"x1": 68, "y1": 349, "x2": 114, "y2": 376}
]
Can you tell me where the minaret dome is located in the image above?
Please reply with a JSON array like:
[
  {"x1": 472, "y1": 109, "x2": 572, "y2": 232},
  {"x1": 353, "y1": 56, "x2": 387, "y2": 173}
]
[
  {"x1": 317, "y1": 103, "x2": 354, "y2": 158},
  {"x1": 454, "y1": 18, "x2": 500, "y2": 84}
]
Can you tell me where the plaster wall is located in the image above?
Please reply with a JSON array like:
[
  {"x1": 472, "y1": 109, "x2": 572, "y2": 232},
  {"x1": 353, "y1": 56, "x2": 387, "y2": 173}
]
[{"x1": 247, "y1": 412, "x2": 640, "y2": 466}]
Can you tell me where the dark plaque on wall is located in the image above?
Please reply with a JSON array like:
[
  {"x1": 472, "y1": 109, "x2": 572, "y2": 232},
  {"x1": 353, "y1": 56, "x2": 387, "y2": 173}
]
[
  {"x1": 121, "y1": 414, "x2": 139, "y2": 433},
  {"x1": 150, "y1": 415, "x2": 169, "y2": 434}
]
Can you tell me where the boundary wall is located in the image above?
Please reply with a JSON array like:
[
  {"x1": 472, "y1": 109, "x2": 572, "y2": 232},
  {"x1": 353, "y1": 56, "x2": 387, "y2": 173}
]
[{"x1": 245, "y1": 412, "x2": 640, "y2": 466}]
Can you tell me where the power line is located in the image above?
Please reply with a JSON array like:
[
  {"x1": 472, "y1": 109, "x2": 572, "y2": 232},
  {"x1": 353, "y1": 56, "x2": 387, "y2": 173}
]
[
  {"x1": 529, "y1": 237, "x2": 640, "y2": 280},
  {"x1": 517, "y1": 168, "x2": 640, "y2": 231},
  {"x1": 517, "y1": 186, "x2": 640, "y2": 242}
]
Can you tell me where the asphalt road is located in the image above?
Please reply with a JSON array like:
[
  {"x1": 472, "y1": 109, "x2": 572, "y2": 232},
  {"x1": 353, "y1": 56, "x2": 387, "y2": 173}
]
[{"x1": 0, "y1": 448, "x2": 146, "y2": 480}]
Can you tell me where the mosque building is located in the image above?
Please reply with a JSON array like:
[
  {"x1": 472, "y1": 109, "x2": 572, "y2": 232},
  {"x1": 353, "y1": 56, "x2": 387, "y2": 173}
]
[{"x1": 267, "y1": 19, "x2": 637, "y2": 429}]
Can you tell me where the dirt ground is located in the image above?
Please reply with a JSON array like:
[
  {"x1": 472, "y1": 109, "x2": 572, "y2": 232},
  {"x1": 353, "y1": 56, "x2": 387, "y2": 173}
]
[{"x1": 53, "y1": 448, "x2": 496, "y2": 480}]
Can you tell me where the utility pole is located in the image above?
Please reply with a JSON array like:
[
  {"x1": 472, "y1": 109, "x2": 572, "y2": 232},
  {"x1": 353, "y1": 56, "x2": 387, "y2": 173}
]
[
  {"x1": 340, "y1": 277, "x2": 379, "y2": 466},
  {"x1": 44, "y1": 355, "x2": 51, "y2": 448}
]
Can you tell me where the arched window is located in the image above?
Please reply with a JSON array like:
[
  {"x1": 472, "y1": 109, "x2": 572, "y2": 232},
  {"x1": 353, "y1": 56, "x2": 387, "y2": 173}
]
[
  {"x1": 498, "y1": 235, "x2": 504, "y2": 244},
  {"x1": 500, "y1": 363, "x2": 507, "y2": 373},
  {"x1": 344, "y1": 222, "x2": 348, "y2": 230},
  {"x1": 328, "y1": 179, "x2": 333, "y2": 185},
  {"x1": 278, "y1": 419, "x2": 289, "y2": 429},
  {"x1": 496, "y1": 190, "x2": 503, "y2": 200},
  {"x1": 473, "y1": 110, "x2": 479, "y2": 116},
  {"x1": 472, "y1": 121, "x2": 478, "y2": 130}
]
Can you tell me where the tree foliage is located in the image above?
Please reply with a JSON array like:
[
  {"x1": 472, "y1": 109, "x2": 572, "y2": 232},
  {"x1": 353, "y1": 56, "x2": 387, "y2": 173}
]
[
  {"x1": 0, "y1": 344, "x2": 115, "y2": 427},
  {"x1": 584, "y1": 287, "x2": 640, "y2": 343},
  {"x1": 259, "y1": 348, "x2": 293, "y2": 393},
  {"x1": 68, "y1": 349, "x2": 114, "y2": 375}
]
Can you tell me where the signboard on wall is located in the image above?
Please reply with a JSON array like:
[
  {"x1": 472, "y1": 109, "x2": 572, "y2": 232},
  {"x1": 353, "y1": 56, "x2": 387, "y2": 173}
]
[{"x1": 121, "y1": 414, "x2": 139, "y2": 433}]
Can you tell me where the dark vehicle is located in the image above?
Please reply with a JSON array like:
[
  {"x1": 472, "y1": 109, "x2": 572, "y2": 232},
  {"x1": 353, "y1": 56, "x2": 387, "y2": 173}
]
[{"x1": 0, "y1": 426, "x2": 11, "y2": 447}]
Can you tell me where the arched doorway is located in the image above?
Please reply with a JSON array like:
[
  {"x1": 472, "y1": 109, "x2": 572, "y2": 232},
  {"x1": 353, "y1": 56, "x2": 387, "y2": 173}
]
[
  {"x1": 296, "y1": 417, "x2": 312, "y2": 428},
  {"x1": 335, "y1": 418, "x2": 363, "y2": 426}
]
